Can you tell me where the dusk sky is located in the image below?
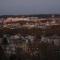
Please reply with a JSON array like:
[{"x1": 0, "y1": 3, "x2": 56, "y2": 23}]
[{"x1": 0, "y1": 0, "x2": 60, "y2": 15}]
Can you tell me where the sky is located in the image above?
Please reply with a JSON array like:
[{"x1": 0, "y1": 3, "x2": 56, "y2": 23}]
[{"x1": 0, "y1": 0, "x2": 60, "y2": 15}]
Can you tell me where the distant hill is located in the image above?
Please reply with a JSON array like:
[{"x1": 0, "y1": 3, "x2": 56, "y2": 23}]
[{"x1": 0, "y1": 14, "x2": 60, "y2": 18}]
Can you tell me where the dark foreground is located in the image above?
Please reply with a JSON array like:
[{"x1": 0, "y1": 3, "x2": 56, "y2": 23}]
[{"x1": 0, "y1": 28, "x2": 60, "y2": 60}]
